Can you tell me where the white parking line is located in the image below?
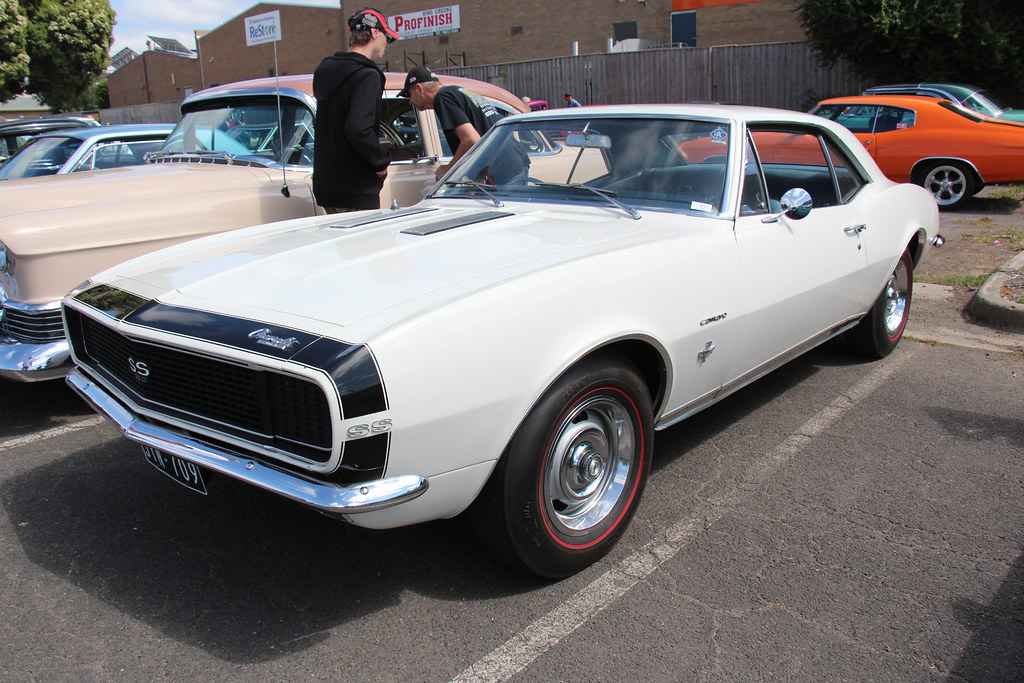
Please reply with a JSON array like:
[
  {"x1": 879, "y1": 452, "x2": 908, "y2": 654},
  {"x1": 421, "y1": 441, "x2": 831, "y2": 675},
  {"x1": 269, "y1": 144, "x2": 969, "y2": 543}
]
[
  {"x1": 451, "y1": 348, "x2": 916, "y2": 683},
  {"x1": 0, "y1": 416, "x2": 106, "y2": 452}
]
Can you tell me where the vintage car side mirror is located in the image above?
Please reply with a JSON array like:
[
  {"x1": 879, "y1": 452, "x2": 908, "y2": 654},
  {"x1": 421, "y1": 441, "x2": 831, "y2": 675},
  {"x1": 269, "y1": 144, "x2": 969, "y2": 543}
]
[{"x1": 762, "y1": 187, "x2": 812, "y2": 223}]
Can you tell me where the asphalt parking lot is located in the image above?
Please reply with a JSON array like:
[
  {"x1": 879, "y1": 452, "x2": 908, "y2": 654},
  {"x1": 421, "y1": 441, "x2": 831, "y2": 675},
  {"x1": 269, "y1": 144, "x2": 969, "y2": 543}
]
[{"x1": 2, "y1": 204, "x2": 1023, "y2": 682}]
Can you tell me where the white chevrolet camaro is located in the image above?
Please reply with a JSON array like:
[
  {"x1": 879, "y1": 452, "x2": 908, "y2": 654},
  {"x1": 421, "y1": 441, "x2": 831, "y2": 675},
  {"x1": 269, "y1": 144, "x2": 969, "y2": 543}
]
[{"x1": 63, "y1": 105, "x2": 942, "y2": 578}]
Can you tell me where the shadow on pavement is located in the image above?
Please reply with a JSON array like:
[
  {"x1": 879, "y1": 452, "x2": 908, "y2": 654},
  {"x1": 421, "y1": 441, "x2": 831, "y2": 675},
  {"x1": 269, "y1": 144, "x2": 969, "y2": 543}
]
[
  {"x1": 0, "y1": 379, "x2": 95, "y2": 440},
  {"x1": 951, "y1": 551, "x2": 1024, "y2": 681},
  {"x1": 2, "y1": 440, "x2": 543, "y2": 663}
]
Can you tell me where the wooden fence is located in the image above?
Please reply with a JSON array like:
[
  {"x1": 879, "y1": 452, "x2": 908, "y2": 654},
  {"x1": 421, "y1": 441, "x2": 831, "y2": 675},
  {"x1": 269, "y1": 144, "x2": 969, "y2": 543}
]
[
  {"x1": 98, "y1": 41, "x2": 865, "y2": 123},
  {"x1": 439, "y1": 41, "x2": 865, "y2": 113}
]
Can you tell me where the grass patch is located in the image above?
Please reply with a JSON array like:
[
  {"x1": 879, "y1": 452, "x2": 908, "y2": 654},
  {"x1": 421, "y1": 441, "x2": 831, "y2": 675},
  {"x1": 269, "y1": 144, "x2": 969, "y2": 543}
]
[
  {"x1": 917, "y1": 272, "x2": 995, "y2": 287},
  {"x1": 988, "y1": 183, "x2": 1024, "y2": 201},
  {"x1": 960, "y1": 224, "x2": 1024, "y2": 246}
]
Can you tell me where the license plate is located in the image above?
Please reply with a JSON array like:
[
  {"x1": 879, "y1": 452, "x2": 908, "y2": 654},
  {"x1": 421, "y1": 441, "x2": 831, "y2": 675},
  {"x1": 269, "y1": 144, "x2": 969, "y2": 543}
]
[{"x1": 142, "y1": 445, "x2": 207, "y2": 495}]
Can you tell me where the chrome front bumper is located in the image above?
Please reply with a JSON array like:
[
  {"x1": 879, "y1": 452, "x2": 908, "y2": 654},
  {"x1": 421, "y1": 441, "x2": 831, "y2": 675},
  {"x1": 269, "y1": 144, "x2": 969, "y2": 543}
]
[
  {"x1": 0, "y1": 337, "x2": 71, "y2": 381},
  {"x1": 0, "y1": 287, "x2": 70, "y2": 382},
  {"x1": 66, "y1": 368, "x2": 429, "y2": 516}
]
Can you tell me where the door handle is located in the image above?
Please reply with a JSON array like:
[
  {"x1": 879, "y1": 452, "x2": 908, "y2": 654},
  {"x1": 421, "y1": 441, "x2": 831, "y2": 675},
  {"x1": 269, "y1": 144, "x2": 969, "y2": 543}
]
[{"x1": 844, "y1": 224, "x2": 867, "y2": 234}]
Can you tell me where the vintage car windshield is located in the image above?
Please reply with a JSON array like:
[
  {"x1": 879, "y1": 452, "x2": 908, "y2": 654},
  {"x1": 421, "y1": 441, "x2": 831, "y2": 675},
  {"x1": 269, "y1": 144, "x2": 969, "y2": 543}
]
[
  {"x1": 431, "y1": 116, "x2": 731, "y2": 216},
  {"x1": 0, "y1": 135, "x2": 79, "y2": 180},
  {"x1": 961, "y1": 91, "x2": 1009, "y2": 116},
  {"x1": 157, "y1": 101, "x2": 314, "y2": 165}
]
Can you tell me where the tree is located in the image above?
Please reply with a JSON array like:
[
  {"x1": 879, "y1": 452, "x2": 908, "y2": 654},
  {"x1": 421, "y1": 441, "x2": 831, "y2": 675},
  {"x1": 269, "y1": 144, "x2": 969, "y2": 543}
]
[
  {"x1": 0, "y1": 0, "x2": 30, "y2": 102},
  {"x1": 23, "y1": 0, "x2": 114, "y2": 111},
  {"x1": 798, "y1": 0, "x2": 1024, "y2": 105},
  {"x1": 0, "y1": 0, "x2": 113, "y2": 111}
]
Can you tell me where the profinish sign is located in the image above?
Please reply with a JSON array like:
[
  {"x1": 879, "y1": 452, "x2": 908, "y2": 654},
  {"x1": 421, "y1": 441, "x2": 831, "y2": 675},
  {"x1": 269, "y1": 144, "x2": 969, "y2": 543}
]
[{"x1": 390, "y1": 5, "x2": 460, "y2": 40}]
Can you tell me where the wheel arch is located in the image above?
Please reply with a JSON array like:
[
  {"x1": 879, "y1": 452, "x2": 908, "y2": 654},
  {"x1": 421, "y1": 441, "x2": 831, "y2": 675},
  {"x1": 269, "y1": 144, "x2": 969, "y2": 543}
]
[
  {"x1": 910, "y1": 156, "x2": 985, "y2": 187},
  {"x1": 904, "y1": 228, "x2": 927, "y2": 269},
  {"x1": 498, "y1": 335, "x2": 670, "y2": 463},
  {"x1": 591, "y1": 337, "x2": 669, "y2": 415}
]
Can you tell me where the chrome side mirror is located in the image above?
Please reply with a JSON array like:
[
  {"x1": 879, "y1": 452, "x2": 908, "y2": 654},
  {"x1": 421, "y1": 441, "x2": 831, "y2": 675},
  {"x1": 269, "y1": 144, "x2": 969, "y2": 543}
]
[{"x1": 762, "y1": 187, "x2": 813, "y2": 223}]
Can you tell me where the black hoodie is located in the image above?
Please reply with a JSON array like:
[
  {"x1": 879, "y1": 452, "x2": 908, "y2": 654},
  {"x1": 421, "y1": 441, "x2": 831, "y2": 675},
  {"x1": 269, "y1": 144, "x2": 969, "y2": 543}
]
[{"x1": 312, "y1": 51, "x2": 391, "y2": 209}]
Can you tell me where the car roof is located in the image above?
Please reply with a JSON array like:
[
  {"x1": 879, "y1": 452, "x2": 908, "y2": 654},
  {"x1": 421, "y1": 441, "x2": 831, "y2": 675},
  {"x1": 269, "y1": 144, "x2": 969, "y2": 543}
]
[
  {"x1": 818, "y1": 94, "x2": 953, "y2": 107},
  {"x1": 0, "y1": 116, "x2": 100, "y2": 134},
  {"x1": 511, "y1": 102, "x2": 836, "y2": 126},
  {"x1": 31, "y1": 123, "x2": 175, "y2": 141},
  {"x1": 863, "y1": 83, "x2": 980, "y2": 98},
  {"x1": 185, "y1": 72, "x2": 529, "y2": 113}
]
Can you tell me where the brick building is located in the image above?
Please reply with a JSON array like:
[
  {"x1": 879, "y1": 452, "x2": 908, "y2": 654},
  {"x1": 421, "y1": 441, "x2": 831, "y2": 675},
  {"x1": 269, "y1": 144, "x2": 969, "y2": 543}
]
[
  {"x1": 108, "y1": 50, "x2": 202, "y2": 108},
  {"x1": 382, "y1": 0, "x2": 804, "y2": 71},
  {"x1": 108, "y1": 0, "x2": 805, "y2": 107}
]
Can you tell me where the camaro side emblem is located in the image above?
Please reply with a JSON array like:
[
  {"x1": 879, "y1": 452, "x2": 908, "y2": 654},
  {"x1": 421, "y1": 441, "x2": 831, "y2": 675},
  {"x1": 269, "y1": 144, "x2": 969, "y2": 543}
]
[
  {"x1": 700, "y1": 312, "x2": 727, "y2": 326},
  {"x1": 128, "y1": 356, "x2": 150, "y2": 381},
  {"x1": 248, "y1": 328, "x2": 300, "y2": 351}
]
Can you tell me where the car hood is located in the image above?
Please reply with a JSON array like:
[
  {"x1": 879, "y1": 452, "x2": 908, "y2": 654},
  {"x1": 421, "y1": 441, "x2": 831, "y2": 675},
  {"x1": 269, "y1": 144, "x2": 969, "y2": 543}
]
[
  {"x1": 97, "y1": 201, "x2": 681, "y2": 339},
  {"x1": 0, "y1": 161, "x2": 278, "y2": 224}
]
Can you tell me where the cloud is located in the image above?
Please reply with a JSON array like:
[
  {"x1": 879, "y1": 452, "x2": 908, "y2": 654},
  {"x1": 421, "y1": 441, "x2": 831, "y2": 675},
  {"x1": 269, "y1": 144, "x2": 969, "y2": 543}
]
[{"x1": 109, "y1": 0, "x2": 339, "y2": 54}]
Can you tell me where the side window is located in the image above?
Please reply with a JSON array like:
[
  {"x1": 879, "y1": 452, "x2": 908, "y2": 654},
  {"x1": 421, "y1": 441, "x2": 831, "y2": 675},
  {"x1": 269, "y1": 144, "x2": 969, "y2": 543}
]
[
  {"x1": 814, "y1": 104, "x2": 879, "y2": 134},
  {"x1": 380, "y1": 98, "x2": 426, "y2": 161},
  {"x1": 750, "y1": 129, "x2": 840, "y2": 208},
  {"x1": 77, "y1": 140, "x2": 166, "y2": 171},
  {"x1": 872, "y1": 106, "x2": 915, "y2": 133},
  {"x1": 823, "y1": 137, "x2": 867, "y2": 203},
  {"x1": 739, "y1": 133, "x2": 768, "y2": 216}
]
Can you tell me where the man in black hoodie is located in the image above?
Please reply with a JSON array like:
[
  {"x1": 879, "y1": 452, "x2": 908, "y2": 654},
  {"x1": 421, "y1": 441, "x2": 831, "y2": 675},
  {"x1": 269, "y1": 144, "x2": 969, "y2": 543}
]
[{"x1": 312, "y1": 8, "x2": 400, "y2": 213}]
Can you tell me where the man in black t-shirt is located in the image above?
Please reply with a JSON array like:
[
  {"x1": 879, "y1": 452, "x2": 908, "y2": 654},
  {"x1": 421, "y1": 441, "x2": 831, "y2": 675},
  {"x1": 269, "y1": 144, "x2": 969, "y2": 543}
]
[{"x1": 399, "y1": 66, "x2": 507, "y2": 181}]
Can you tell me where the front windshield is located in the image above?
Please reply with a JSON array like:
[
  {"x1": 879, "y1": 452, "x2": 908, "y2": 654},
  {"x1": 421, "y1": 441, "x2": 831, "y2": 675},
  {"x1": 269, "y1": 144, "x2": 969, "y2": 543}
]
[
  {"x1": 430, "y1": 116, "x2": 731, "y2": 215},
  {"x1": 962, "y1": 91, "x2": 1008, "y2": 116},
  {"x1": 158, "y1": 99, "x2": 314, "y2": 165},
  {"x1": 0, "y1": 136, "x2": 80, "y2": 180}
]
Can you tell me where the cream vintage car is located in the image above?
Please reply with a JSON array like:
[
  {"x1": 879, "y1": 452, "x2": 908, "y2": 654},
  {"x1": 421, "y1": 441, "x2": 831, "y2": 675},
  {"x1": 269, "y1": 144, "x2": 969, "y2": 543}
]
[
  {"x1": 64, "y1": 105, "x2": 942, "y2": 578},
  {"x1": 0, "y1": 73, "x2": 526, "y2": 381}
]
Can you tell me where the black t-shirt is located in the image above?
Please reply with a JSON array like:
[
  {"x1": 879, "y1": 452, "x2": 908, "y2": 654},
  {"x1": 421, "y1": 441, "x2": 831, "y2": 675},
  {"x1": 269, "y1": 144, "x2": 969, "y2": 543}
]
[{"x1": 433, "y1": 85, "x2": 504, "y2": 151}]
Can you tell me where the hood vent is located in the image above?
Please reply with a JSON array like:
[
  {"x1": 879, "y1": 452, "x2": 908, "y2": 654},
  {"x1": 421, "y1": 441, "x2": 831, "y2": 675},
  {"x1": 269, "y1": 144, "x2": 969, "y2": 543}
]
[
  {"x1": 329, "y1": 206, "x2": 437, "y2": 229},
  {"x1": 401, "y1": 210, "x2": 513, "y2": 236}
]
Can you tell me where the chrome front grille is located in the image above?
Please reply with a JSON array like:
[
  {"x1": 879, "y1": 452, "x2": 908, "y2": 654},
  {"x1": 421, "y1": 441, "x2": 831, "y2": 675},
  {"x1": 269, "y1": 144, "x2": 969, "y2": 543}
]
[
  {"x1": 66, "y1": 307, "x2": 334, "y2": 463},
  {"x1": 0, "y1": 305, "x2": 65, "y2": 343}
]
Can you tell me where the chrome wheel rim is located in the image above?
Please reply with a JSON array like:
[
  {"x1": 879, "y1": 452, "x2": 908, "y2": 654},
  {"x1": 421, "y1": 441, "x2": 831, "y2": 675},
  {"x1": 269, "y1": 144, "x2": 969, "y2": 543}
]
[
  {"x1": 543, "y1": 393, "x2": 636, "y2": 537},
  {"x1": 883, "y1": 258, "x2": 910, "y2": 337},
  {"x1": 924, "y1": 165, "x2": 967, "y2": 206}
]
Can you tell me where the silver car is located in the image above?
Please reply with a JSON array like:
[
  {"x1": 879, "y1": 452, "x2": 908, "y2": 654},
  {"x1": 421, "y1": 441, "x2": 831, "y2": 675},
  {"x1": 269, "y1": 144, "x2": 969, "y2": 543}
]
[{"x1": 0, "y1": 124, "x2": 173, "y2": 180}]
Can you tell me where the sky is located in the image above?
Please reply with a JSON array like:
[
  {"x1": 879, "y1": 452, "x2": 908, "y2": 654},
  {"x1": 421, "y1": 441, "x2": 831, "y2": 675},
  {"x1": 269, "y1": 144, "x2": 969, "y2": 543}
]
[{"x1": 108, "y1": 0, "x2": 341, "y2": 56}]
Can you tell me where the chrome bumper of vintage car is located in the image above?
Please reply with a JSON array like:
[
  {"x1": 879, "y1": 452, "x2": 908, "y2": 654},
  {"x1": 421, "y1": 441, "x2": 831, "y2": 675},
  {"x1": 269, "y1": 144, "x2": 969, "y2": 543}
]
[
  {"x1": 0, "y1": 294, "x2": 72, "y2": 381},
  {"x1": 66, "y1": 368, "x2": 429, "y2": 516},
  {"x1": 0, "y1": 337, "x2": 71, "y2": 381}
]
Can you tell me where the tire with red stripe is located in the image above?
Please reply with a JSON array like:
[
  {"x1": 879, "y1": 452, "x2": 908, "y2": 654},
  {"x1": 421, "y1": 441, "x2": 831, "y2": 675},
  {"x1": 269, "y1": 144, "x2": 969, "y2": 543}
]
[
  {"x1": 846, "y1": 250, "x2": 913, "y2": 358},
  {"x1": 471, "y1": 353, "x2": 653, "y2": 578}
]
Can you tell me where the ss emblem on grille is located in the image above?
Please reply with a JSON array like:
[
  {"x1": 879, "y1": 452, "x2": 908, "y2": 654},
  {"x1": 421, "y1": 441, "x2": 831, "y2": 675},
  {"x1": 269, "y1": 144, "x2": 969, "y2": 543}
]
[{"x1": 128, "y1": 357, "x2": 150, "y2": 381}]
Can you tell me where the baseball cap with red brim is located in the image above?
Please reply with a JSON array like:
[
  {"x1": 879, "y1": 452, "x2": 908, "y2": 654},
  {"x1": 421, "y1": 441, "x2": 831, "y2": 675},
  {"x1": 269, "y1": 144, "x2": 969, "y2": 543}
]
[{"x1": 348, "y1": 8, "x2": 401, "y2": 42}]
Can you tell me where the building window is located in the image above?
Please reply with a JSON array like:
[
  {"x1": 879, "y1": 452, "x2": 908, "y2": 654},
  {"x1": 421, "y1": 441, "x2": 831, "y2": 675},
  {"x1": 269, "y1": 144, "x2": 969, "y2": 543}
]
[
  {"x1": 613, "y1": 21, "x2": 637, "y2": 42},
  {"x1": 671, "y1": 11, "x2": 696, "y2": 47}
]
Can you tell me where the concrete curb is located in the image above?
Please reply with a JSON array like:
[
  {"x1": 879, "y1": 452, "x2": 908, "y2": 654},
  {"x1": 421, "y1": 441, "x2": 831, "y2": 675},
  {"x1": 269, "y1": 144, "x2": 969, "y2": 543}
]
[{"x1": 966, "y1": 251, "x2": 1024, "y2": 331}]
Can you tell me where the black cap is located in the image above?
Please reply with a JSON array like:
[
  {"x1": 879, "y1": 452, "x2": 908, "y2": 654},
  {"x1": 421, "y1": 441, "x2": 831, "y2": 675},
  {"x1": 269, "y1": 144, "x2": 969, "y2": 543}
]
[
  {"x1": 399, "y1": 66, "x2": 440, "y2": 97},
  {"x1": 348, "y1": 7, "x2": 401, "y2": 42}
]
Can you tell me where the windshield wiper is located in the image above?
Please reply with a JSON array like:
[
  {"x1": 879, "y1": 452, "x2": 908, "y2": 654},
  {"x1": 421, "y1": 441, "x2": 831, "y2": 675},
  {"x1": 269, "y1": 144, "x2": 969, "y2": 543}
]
[
  {"x1": 524, "y1": 179, "x2": 640, "y2": 220},
  {"x1": 443, "y1": 179, "x2": 504, "y2": 207}
]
